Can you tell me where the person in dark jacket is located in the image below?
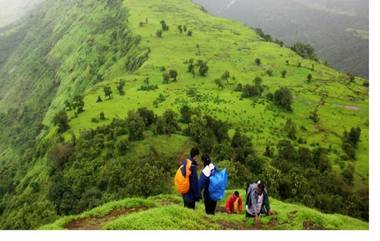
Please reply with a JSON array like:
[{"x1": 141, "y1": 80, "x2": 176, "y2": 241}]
[
  {"x1": 245, "y1": 180, "x2": 272, "y2": 223},
  {"x1": 198, "y1": 154, "x2": 217, "y2": 215},
  {"x1": 182, "y1": 147, "x2": 201, "y2": 209}
]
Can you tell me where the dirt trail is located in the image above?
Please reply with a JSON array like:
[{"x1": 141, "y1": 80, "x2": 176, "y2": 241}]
[
  {"x1": 65, "y1": 206, "x2": 149, "y2": 230},
  {"x1": 65, "y1": 200, "x2": 180, "y2": 230}
]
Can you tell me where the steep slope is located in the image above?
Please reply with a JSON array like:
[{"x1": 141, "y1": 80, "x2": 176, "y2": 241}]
[
  {"x1": 0, "y1": 0, "x2": 368, "y2": 229},
  {"x1": 40, "y1": 191, "x2": 368, "y2": 230}
]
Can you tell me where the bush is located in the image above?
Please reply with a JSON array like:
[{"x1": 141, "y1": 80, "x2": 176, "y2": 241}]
[
  {"x1": 156, "y1": 30, "x2": 162, "y2": 38},
  {"x1": 47, "y1": 143, "x2": 74, "y2": 170},
  {"x1": 53, "y1": 111, "x2": 69, "y2": 133},
  {"x1": 155, "y1": 110, "x2": 180, "y2": 135},
  {"x1": 137, "y1": 107, "x2": 156, "y2": 127},
  {"x1": 273, "y1": 87, "x2": 293, "y2": 111},
  {"x1": 126, "y1": 111, "x2": 145, "y2": 141},
  {"x1": 180, "y1": 105, "x2": 192, "y2": 124},
  {"x1": 255, "y1": 58, "x2": 261, "y2": 66},
  {"x1": 291, "y1": 42, "x2": 317, "y2": 60}
]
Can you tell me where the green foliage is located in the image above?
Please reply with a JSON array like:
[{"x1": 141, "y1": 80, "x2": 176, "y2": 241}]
[
  {"x1": 104, "y1": 86, "x2": 113, "y2": 100},
  {"x1": 155, "y1": 109, "x2": 180, "y2": 135},
  {"x1": 291, "y1": 42, "x2": 317, "y2": 60},
  {"x1": 53, "y1": 111, "x2": 70, "y2": 133},
  {"x1": 127, "y1": 110, "x2": 145, "y2": 141},
  {"x1": 281, "y1": 70, "x2": 287, "y2": 78},
  {"x1": 274, "y1": 87, "x2": 293, "y2": 111},
  {"x1": 117, "y1": 80, "x2": 126, "y2": 95},
  {"x1": 160, "y1": 20, "x2": 169, "y2": 31},
  {"x1": 179, "y1": 105, "x2": 192, "y2": 124},
  {"x1": 284, "y1": 118, "x2": 297, "y2": 140},
  {"x1": 255, "y1": 58, "x2": 261, "y2": 66}
]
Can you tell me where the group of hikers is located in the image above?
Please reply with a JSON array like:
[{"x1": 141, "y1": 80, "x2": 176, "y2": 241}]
[{"x1": 174, "y1": 148, "x2": 273, "y2": 224}]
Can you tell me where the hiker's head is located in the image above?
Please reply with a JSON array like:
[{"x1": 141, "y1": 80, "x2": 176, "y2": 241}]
[
  {"x1": 190, "y1": 147, "x2": 200, "y2": 161},
  {"x1": 201, "y1": 154, "x2": 211, "y2": 167},
  {"x1": 234, "y1": 191, "x2": 239, "y2": 198},
  {"x1": 256, "y1": 181, "x2": 265, "y2": 194}
]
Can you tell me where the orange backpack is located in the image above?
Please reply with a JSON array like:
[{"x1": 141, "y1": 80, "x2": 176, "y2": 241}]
[{"x1": 174, "y1": 159, "x2": 192, "y2": 194}]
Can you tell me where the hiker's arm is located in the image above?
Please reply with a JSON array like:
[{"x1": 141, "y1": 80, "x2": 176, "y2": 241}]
[
  {"x1": 191, "y1": 165, "x2": 200, "y2": 201},
  {"x1": 198, "y1": 173, "x2": 207, "y2": 193}
]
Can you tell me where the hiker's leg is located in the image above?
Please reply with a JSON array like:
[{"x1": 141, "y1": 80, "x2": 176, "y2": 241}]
[
  {"x1": 184, "y1": 199, "x2": 195, "y2": 209},
  {"x1": 209, "y1": 200, "x2": 217, "y2": 214},
  {"x1": 205, "y1": 199, "x2": 215, "y2": 214},
  {"x1": 190, "y1": 200, "x2": 195, "y2": 209}
]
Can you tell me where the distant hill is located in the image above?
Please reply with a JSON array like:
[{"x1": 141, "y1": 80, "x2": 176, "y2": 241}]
[{"x1": 193, "y1": 0, "x2": 369, "y2": 78}]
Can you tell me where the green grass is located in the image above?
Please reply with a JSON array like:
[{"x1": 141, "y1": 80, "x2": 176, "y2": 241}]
[{"x1": 41, "y1": 191, "x2": 368, "y2": 230}]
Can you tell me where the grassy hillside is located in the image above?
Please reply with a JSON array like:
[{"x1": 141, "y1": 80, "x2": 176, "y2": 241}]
[
  {"x1": 0, "y1": 0, "x2": 369, "y2": 229},
  {"x1": 41, "y1": 191, "x2": 368, "y2": 230},
  {"x1": 54, "y1": 0, "x2": 368, "y2": 184}
]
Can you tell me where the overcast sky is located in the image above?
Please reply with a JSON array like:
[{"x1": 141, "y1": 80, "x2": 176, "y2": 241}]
[{"x1": 0, "y1": 0, "x2": 42, "y2": 27}]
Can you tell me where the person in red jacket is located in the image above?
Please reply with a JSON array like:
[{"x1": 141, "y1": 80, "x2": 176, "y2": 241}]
[{"x1": 225, "y1": 191, "x2": 243, "y2": 214}]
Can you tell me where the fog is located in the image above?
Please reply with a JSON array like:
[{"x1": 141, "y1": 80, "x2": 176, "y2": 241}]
[
  {"x1": 0, "y1": 0, "x2": 42, "y2": 27},
  {"x1": 193, "y1": 0, "x2": 369, "y2": 78}
]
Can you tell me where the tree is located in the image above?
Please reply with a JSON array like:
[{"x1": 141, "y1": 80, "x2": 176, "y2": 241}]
[
  {"x1": 255, "y1": 58, "x2": 261, "y2": 66},
  {"x1": 347, "y1": 73, "x2": 355, "y2": 82},
  {"x1": 187, "y1": 59, "x2": 194, "y2": 73},
  {"x1": 342, "y1": 162, "x2": 355, "y2": 185},
  {"x1": 72, "y1": 95, "x2": 85, "y2": 113},
  {"x1": 307, "y1": 73, "x2": 313, "y2": 82},
  {"x1": 291, "y1": 42, "x2": 317, "y2": 60},
  {"x1": 215, "y1": 78, "x2": 224, "y2": 89},
  {"x1": 117, "y1": 138, "x2": 130, "y2": 156},
  {"x1": 64, "y1": 100, "x2": 72, "y2": 111},
  {"x1": 180, "y1": 105, "x2": 192, "y2": 124},
  {"x1": 345, "y1": 127, "x2": 361, "y2": 147},
  {"x1": 187, "y1": 30, "x2": 192, "y2": 36},
  {"x1": 156, "y1": 30, "x2": 162, "y2": 38},
  {"x1": 196, "y1": 60, "x2": 209, "y2": 76},
  {"x1": 274, "y1": 87, "x2": 293, "y2": 111},
  {"x1": 177, "y1": 25, "x2": 183, "y2": 33},
  {"x1": 47, "y1": 143, "x2": 73, "y2": 169},
  {"x1": 96, "y1": 96, "x2": 103, "y2": 103},
  {"x1": 126, "y1": 111, "x2": 145, "y2": 141},
  {"x1": 156, "y1": 109, "x2": 180, "y2": 135},
  {"x1": 53, "y1": 111, "x2": 70, "y2": 133},
  {"x1": 162, "y1": 72, "x2": 170, "y2": 84},
  {"x1": 160, "y1": 20, "x2": 169, "y2": 31},
  {"x1": 168, "y1": 69, "x2": 178, "y2": 81},
  {"x1": 104, "y1": 86, "x2": 113, "y2": 99},
  {"x1": 99, "y1": 112, "x2": 106, "y2": 121},
  {"x1": 117, "y1": 80, "x2": 126, "y2": 95},
  {"x1": 231, "y1": 130, "x2": 255, "y2": 164},
  {"x1": 281, "y1": 70, "x2": 287, "y2": 78},
  {"x1": 137, "y1": 107, "x2": 156, "y2": 127},
  {"x1": 221, "y1": 70, "x2": 230, "y2": 81},
  {"x1": 284, "y1": 118, "x2": 297, "y2": 140},
  {"x1": 285, "y1": 60, "x2": 289, "y2": 65},
  {"x1": 309, "y1": 109, "x2": 319, "y2": 123}
]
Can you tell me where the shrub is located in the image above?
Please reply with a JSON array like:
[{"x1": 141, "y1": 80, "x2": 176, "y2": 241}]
[
  {"x1": 53, "y1": 111, "x2": 69, "y2": 133},
  {"x1": 273, "y1": 87, "x2": 293, "y2": 111},
  {"x1": 126, "y1": 111, "x2": 145, "y2": 141}
]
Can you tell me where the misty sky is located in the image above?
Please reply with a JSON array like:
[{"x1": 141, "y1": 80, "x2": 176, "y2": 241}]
[{"x1": 0, "y1": 0, "x2": 42, "y2": 27}]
